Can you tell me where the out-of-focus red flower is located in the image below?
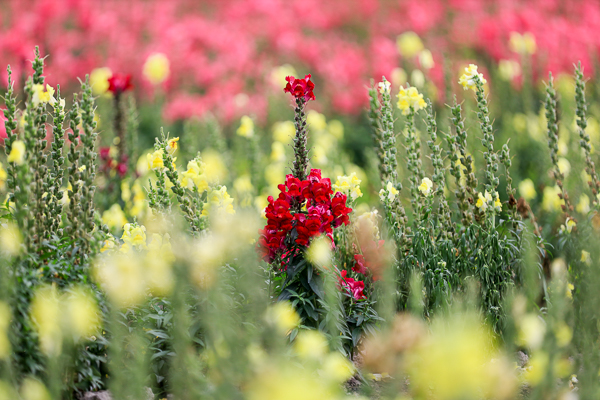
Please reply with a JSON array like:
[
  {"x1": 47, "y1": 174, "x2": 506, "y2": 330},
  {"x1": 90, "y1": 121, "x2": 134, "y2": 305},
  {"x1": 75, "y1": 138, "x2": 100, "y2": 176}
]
[
  {"x1": 284, "y1": 74, "x2": 316, "y2": 102},
  {"x1": 99, "y1": 147, "x2": 110, "y2": 160},
  {"x1": 353, "y1": 254, "x2": 368, "y2": 275},
  {"x1": 108, "y1": 74, "x2": 133, "y2": 95}
]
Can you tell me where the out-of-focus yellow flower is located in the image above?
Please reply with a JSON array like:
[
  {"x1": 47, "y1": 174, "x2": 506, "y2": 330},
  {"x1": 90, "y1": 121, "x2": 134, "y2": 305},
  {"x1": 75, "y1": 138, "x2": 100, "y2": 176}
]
[
  {"x1": 100, "y1": 236, "x2": 117, "y2": 253},
  {"x1": 266, "y1": 302, "x2": 300, "y2": 334},
  {"x1": 555, "y1": 322, "x2": 573, "y2": 347},
  {"x1": 203, "y1": 149, "x2": 227, "y2": 184},
  {"x1": 576, "y1": 194, "x2": 590, "y2": 214},
  {"x1": 31, "y1": 286, "x2": 62, "y2": 356},
  {"x1": 272, "y1": 121, "x2": 295, "y2": 144},
  {"x1": 265, "y1": 162, "x2": 286, "y2": 188},
  {"x1": 307, "y1": 110, "x2": 327, "y2": 132},
  {"x1": 8, "y1": 140, "x2": 25, "y2": 165},
  {"x1": 581, "y1": 250, "x2": 591, "y2": 265},
  {"x1": 234, "y1": 175, "x2": 254, "y2": 194},
  {"x1": 391, "y1": 67, "x2": 408, "y2": 88},
  {"x1": 418, "y1": 177, "x2": 433, "y2": 196},
  {"x1": 406, "y1": 312, "x2": 517, "y2": 400},
  {"x1": 294, "y1": 330, "x2": 328, "y2": 359},
  {"x1": 20, "y1": 378, "x2": 51, "y2": 400},
  {"x1": 237, "y1": 115, "x2": 254, "y2": 138},
  {"x1": 255, "y1": 195, "x2": 268, "y2": 218},
  {"x1": 328, "y1": 120, "x2": 344, "y2": 140},
  {"x1": 476, "y1": 191, "x2": 493, "y2": 212},
  {"x1": 180, "y1": 159, "x2": 209, "y2": 193},
  {"x1": 203, "y1": 186, "x2": 235, "y2": 216},
  {"x1": 419, "y1": 49, "x2": 434, "y2": 70},
  {"x1": 321, "y1": 352, "x2": 355, "y2": 382},
  {"x1": 566, "y1": 283, "x2": 574, "y2": 299},
  {"x1": 0, "y1": 162, "x2": 7, "y2": 190},
  {"x1": 517, "y1": 313, "x2": 546, "y2": 350},
  {"x1": 459, "y1": 64, "x2": 487, "y2": 91},
  {"x1": 396, "y1": 31, "x2": 424, "y2": 58},
  {"x1": 494, "y1": 193, "x2": 502, "y2": 212},
  {"x1": 519, "y1": 178, "x2": 536, "y2": 201},
  {"x1": 94, "y1": 252, "x2": 146, "y2": 307},
  {"x1": 557, "y1": 157, "x2": 571, "y2": 177},
  {"x1": 305, "y1": 235, "x2": 332, "y2": 268},
  {"x1": 32, "y1": 84, "x2": 56, "y2": 106},
  {"x1": 270, "y1": 64, "x2": 297, "y2": 87},
  {"x1": 121, "y1": 222, "x2": 147, "y2": 250},
  {"x1": 0, "y1": 302, "x2": 11, "y2": 359},
  {"x1": 0, "y1": 222, "x2": 23, "y2": 256},
  {"x1": 379, "y1": 181, "x2": 398, "y2": 203},
  {"x1": 333, "y1": 172, "x2": 362, "y2": 200},
  {"x1": 143, "y1": 53, "x2": 170, "y2": 85},
  {"x1": 523, "y1": 352, "x2": 548, "y2": 386},
  {"x1": 145, "y1": 233, "x2": 175, "y2": 296},
  {"x1": 102, "y1": 204, "x2": 128, "y2": 231},
  {"x1": 167, "y1": 137, "x2": 179, "y2": 155},
  {"x1": 64, "y1": 287, "x2": 100, "y2": 339},
  {"x1": 542, "y1": 185, "x2": 564, "y2": 212},
  {"x1": 147, "y1": 149, "x2": 165, "y2": 171},
  {"x1": 410, "y1": 69, "x2": 425, "y2": 88},
  {"x1": 90, "y1": 67, "x2": 112, "y2": 96},
  {"x1": 270, "y1": 141, "x2": 286, "y2": 162},
  {"x1": 396, "y1": 86, "x2": 426, "y2": 115},
  {"x1": 498, "y1": 59, "x2": 521, "y2": 81},
  {"x1": 509, "y1": 32, "x2": 536, "y2": 55}
]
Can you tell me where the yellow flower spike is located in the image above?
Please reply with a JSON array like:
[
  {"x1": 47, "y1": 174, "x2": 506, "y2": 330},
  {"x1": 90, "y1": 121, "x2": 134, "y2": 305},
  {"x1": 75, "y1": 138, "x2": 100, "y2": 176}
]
[
  {"x1": 270, "y1": 141, "x2": 286, "y2": 162},
  {"x1": 143, "y1": 53, "x2": 170, "y2": 85},
  {"x1": 31, "y1": 83, "x2": 56, "y2": 106},
  {"x1": 566, "y1": 283, "x2": 574, "y2": 299},
  {"x1": 8, "y1": 140, "x2": 26, "y2": 165},
  {"x1": 517, "y1": 313, "x2": 546, "y2": 350},
  {"x1": 321, "y1": 352, "x2": 355, "y2": 382},
  {"x1": 396, "y1": 31, "x2": 424, "y2": 58},
  {"x1": 333, "y1": 172, "x2": 363, "y2": 201},
  {"x1": 265, "y1": 302, "x2": 300, "y2": 334},
  {"x1": 305, "y1": 235, "x2": 332, "y2": 268},
  {"x1": 418, "y1": 177, "x2": 433, "y2": 196},
  {"x1": 93, "y1": 252, "x2": 146, "y2": 307},
  {"x1": 542, "y1": 185, "x2": 564, "y2": 212},
  {"x1": 236, "y1": 115, "x2": 255, "y2": 138},
  {"x1": 202, "y1": 186, "x2": 235, "y2": 216},
  {"x1": 459, "y1": 64, "x2": 487, "y2": 91},
  {"x1": 498, "y1": 59, "x2": 521, "y2": 81},
  {"x1": 555, "y1": 322, "x2": 573, "y2": 347},
  {"x1": 378, "y1": 80, "x2": 391, "y2": 95},
  {"x1": 494, "y1": 193, "x2": 502, "y2": 212},
  {"x1": 476, "y1": 191, "x2": 493, "y2": 212},
  {"x1": 0, "y1": 301, "x2": 11, "y2": 359},
  {"x1": 20, "y1": 378, "x2": 51, "y2": 400},
  {"x1": 89, "y1": 67, "x2": 112, "y2": 96},
  {"x1": 100, "y1": 237, "x2": 117, "y2": 253},
  {"x1": 379, "y1": 181, "x2": 398, "y2": 202},
  {"x1": 166, "y1": 137, "x2": 179, "y2": 155},
  {"x1": 419, "y1": 49, "x2": 434, "y2": 70},
  {"x1": 581, "y1": 250, "x2": 591, "y2": 265},
  {"x1": 523, "y1": 352, "x2": 549, "y2": 386},
  {"x1": 146, "y1": 149, "x2": 165, "y2": 171}
]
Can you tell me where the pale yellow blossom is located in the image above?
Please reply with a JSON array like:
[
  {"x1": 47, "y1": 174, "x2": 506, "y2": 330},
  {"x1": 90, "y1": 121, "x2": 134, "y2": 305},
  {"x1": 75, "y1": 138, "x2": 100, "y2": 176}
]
[{"x1": 143, "y1": 53, "x2": 170, "y2": 85}]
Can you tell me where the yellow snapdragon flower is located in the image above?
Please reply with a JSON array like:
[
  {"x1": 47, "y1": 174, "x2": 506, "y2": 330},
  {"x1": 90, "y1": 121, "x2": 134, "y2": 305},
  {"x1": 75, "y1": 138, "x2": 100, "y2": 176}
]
[
  {"x1": 180, "y1": 159, "x2": 209, "y2": 192},
  {"x1": 270, "y1": 64, "x2": 297, "y2": 87},
  {"x1": 237, "y1": 115, "x2": 254, "y2": 138},
  {"x1": 542, "y1": 185, "x2": 564, "y2": 212},
  {"x1": 100, "y1": 237, "x2": 117, "y2": 253},
  {"x1": 379, "y1": 181, "x2": 398, "y2": 203},
  {"x1": 581, "y1": 250, "x2": 591, "y2": 265},
  {"x1": 509, "y1": 32, "x2": 536, "y2": 55},
  {"x1": 89, "y1": 67, "x2": 112, "y2": 96},
  {"x1": 167, "y1": 137, "x2": 179, "y2": 155},
  {"x1": 419, "y1": 49, "x2": 434, "y2": 70},
  {"x1": 476, "y1": 190, "x2": 493, "y2": 212},
  {"x1": 102, "y1": 204, "x2": 128, "y2": 231},
  {"x1": 307, "y1": 110, "x2": 327, "y2": 132},
  {"x1": 397, "y1": 86, "x2": 426, "y2": 115},
  {"x1": 272, "y1": 121, "x2": 295, "y2": 144},
  {"x1": 559, "y1": 217, "x2": 577, "y2": 235},
  {"x1": 265, "y1": 302, "x2": 300, "y2": 334},
  {"x1": 498, "y1": 59, "x2": 521, "y2": 81},
  {"x1": 32, "y1": 83, "x2": 56, "y2": 106},
  {"x1": 518, "y1": 178, "x2": 536, "y2": 201},
  {"x1": 396, "y1": 31, "x2": 424, "y2": 58},
  {"x1": 143, "y1": 53, "x2": 170, "y2": 85},
  {"x1": 333, "y1": 172, "x2": 363, "y2": 200},
  {"x1": 203, "y1": 186, "x2": 235, "y2": 216},
  {"x1": 121, "y1": 222, "x2": 147, "y2": 250},
  {"x1": 459, "y1": 64, "x2": 487, "y2": 91},
  {"x1": 378, "y1": 80, "x2": 391, "y2": 95},
  {"x1": 8, "y1": 140, "x2": 25, "y2": 165},
  {"x1": 418, "y1": 177, "x2": 433, "y2": 196},
  {"x1": 146, "y1": 149, "x2": 165, "y2": 170}
]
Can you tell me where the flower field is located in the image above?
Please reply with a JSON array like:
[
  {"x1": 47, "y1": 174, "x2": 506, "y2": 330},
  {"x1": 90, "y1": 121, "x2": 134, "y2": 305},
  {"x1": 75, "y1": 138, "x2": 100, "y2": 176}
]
[{"x1": 2, "y1": 1, "x2": 600, "y2": 399}]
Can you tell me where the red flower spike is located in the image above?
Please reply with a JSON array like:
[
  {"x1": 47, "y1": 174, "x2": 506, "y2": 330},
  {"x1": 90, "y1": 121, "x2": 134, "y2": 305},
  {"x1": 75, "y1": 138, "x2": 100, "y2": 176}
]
[
  {"x1": 353, "y1": 254, "x2": 368, "y2": 275},
  {"x1": 283, "y1": 74, "x2": 316, "y2": 102},
  {"x1": 338, "y1": 270, "x2": 366, "y2": 300},
  {"x1": 108, "y1": 74, "x2": 133, "y2": 95}
]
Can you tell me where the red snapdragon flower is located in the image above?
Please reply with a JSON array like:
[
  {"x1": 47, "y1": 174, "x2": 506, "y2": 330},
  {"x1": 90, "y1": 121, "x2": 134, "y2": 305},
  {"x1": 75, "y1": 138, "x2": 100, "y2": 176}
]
[
  {"x1": 284, "y1": 74, "x2": 316, "y2": 102},
  {"x1": 352, "y1": 254, "x2": 368, "y2": 275},
  {"x1": 108, "y1": 74, "x2": 133, "y2": 95},
  {"x1": 338, "y1": 270, "x2": 366, "y2": 300}
]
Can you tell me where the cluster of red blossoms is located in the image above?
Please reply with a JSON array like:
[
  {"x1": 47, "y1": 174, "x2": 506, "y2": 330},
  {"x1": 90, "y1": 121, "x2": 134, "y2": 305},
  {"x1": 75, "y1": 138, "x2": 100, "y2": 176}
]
[
  {"x1": 283, "y1": 74, "x2": 316, "y2": 102},
  {"x1": 338, "y1": 270, "x2": 366, "y2": 300},
  {"x1": 99, "y1": 147, "x2": 128, "y2": 178},
  {"x1": 259, "y1": 169, "x2": 351, "y2": 263}
]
